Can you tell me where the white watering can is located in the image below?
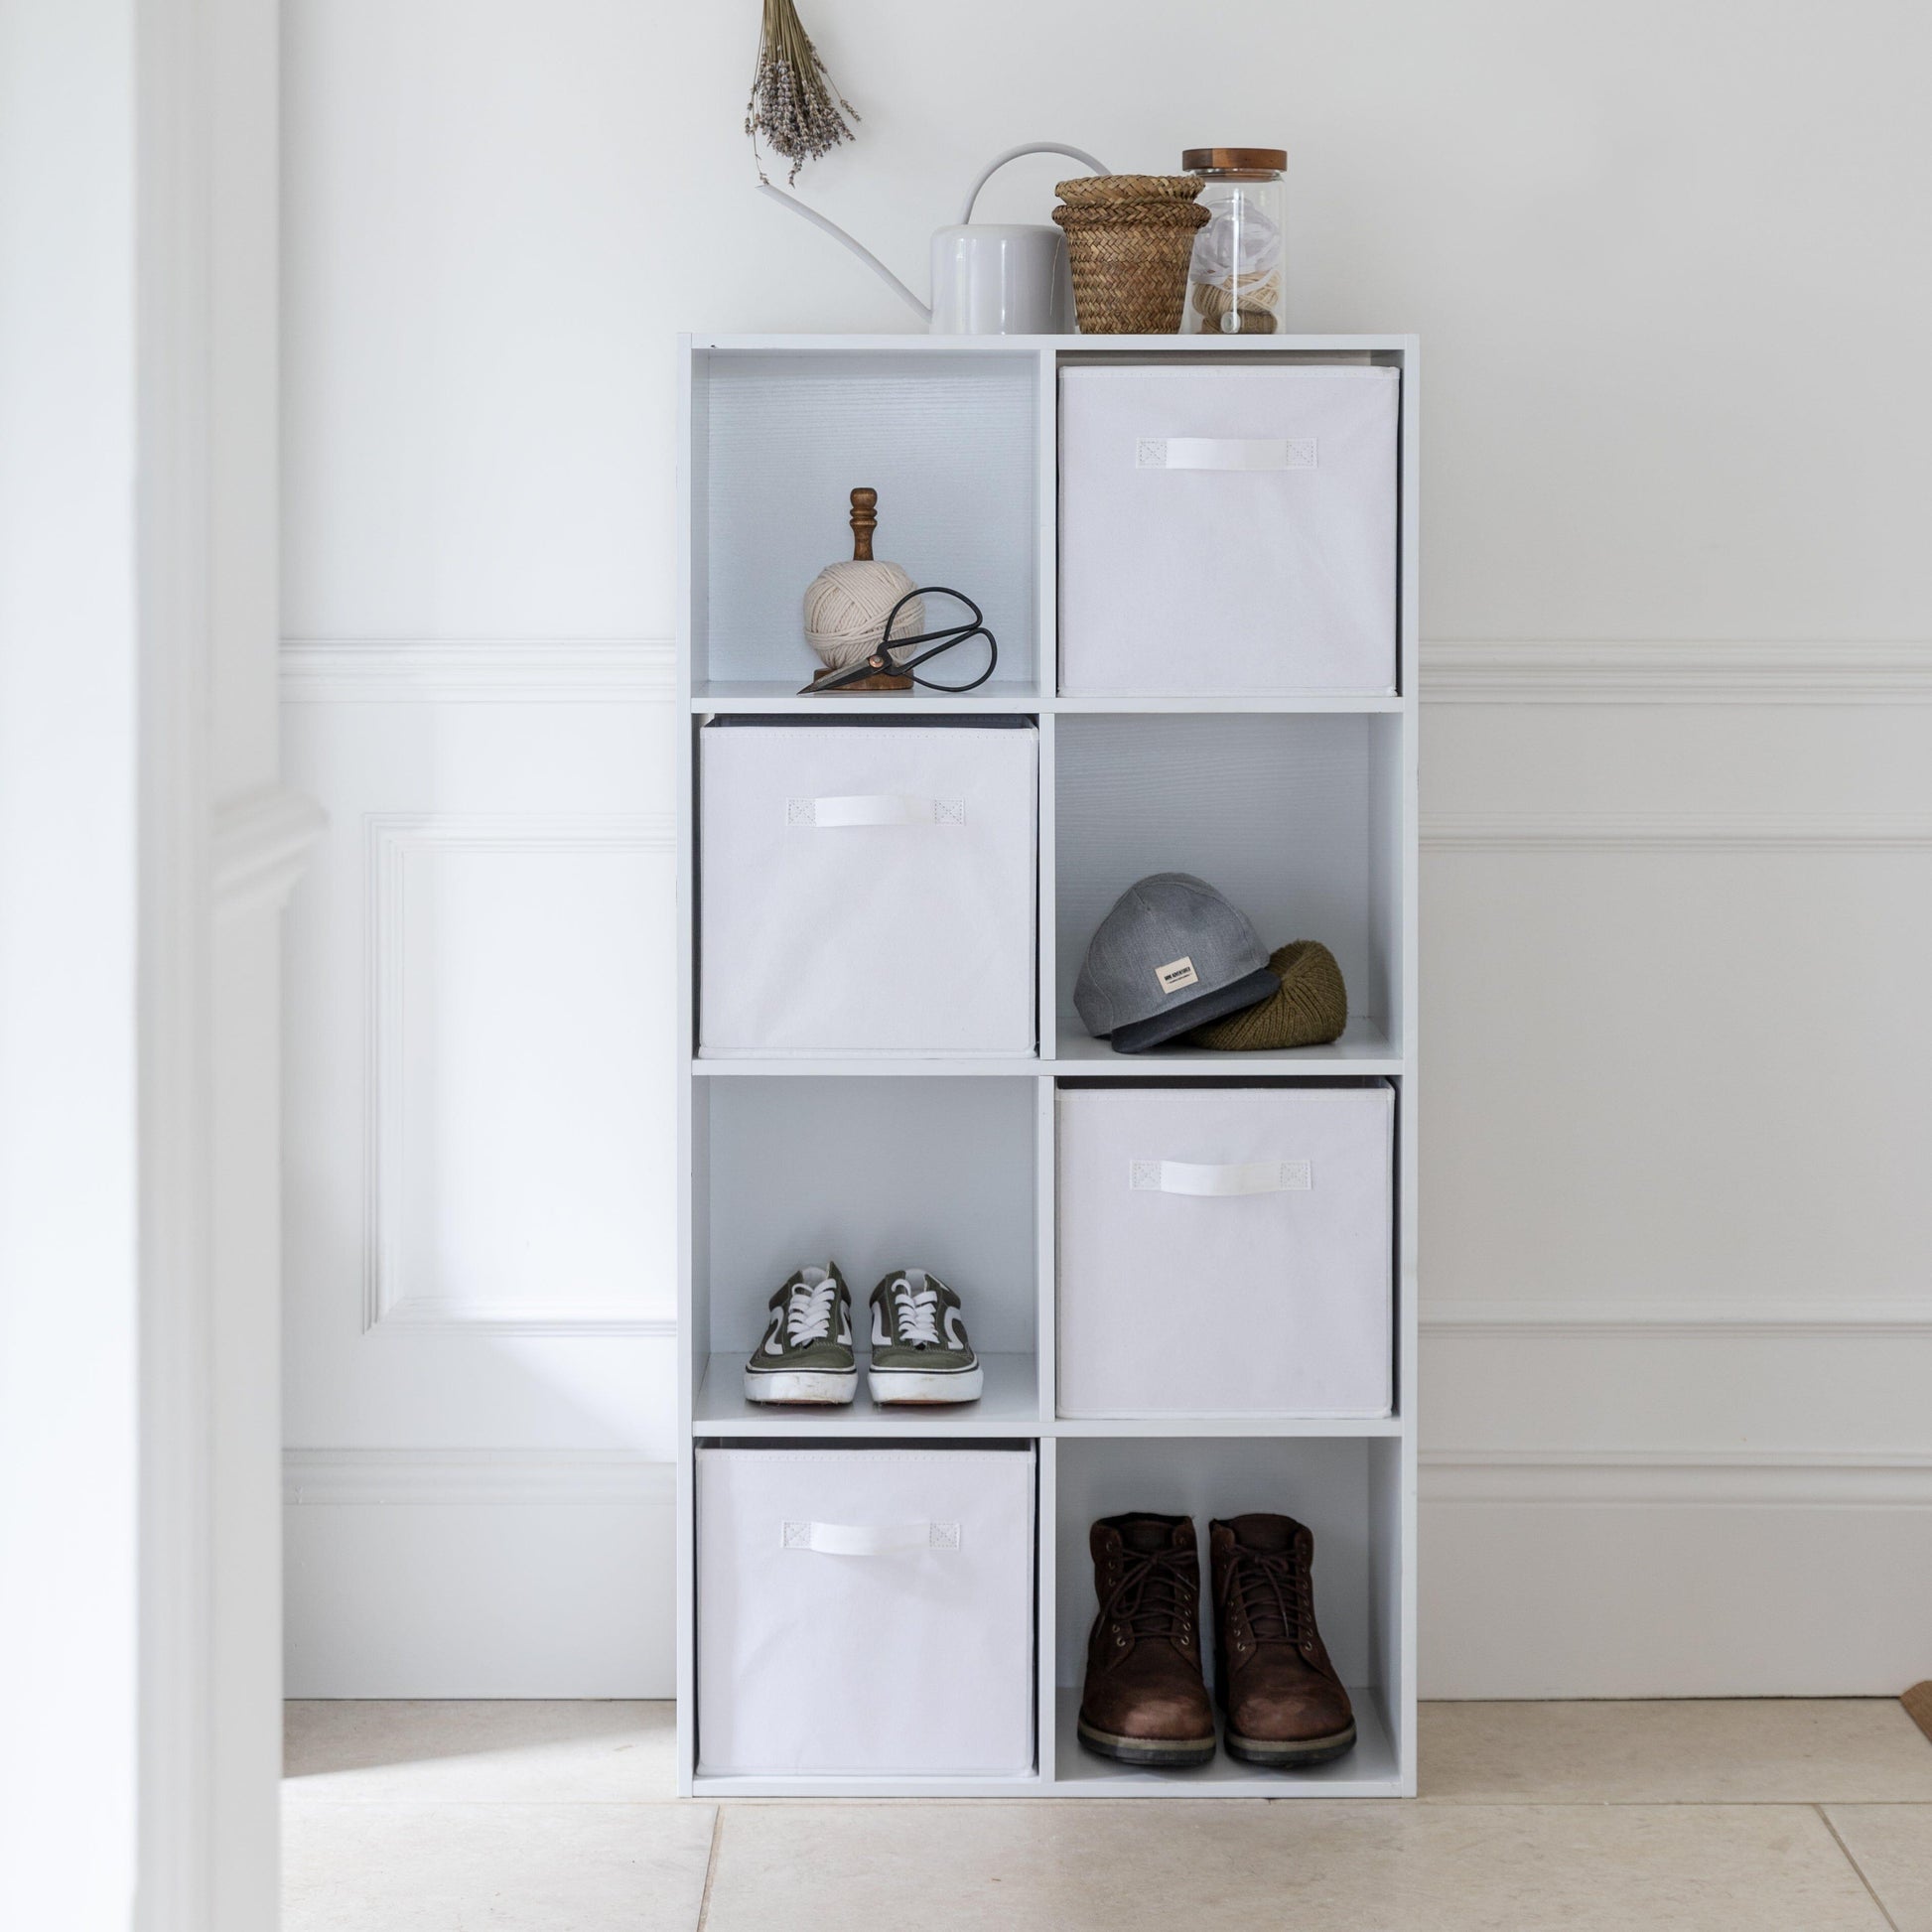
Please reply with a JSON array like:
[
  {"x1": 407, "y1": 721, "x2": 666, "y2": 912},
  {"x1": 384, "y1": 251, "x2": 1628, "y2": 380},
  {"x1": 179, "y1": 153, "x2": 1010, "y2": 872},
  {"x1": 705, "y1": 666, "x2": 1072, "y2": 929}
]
[{"x1": 759, "y1": 142, "x2": 1110, "y2": 336}]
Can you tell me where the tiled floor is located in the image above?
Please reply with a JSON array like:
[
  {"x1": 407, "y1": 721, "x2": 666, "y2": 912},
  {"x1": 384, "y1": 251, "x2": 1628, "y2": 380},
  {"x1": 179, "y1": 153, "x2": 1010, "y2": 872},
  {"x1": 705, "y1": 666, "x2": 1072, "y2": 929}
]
[{"x1": 283, "y1": 1700, "x2": 1932, "y2": 1930}]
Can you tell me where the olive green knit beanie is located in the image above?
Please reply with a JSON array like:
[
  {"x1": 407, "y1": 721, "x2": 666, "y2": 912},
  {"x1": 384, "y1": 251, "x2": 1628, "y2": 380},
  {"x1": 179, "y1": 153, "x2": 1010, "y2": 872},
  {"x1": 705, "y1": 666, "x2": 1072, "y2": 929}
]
[{"x1": 1185, "y1": 940, "x2": 1347, "y2": 1050}]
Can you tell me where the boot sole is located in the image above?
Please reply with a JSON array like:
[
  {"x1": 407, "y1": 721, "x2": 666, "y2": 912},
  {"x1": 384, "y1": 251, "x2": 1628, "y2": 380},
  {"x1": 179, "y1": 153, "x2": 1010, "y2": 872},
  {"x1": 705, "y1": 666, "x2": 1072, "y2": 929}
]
[
  {"x1": 742, "y1": 1369, "x2": 857, "y2": 1404},
  {"x1": 1076, "y1": 1715, "x2": 1217, "y2": 1768},
  {"x1": 1222, "y1": 1721, "x2": 1358, "y2": 1768},
  {"x1": 868, "y1": 1364, "x2": 984, "y2": 1405}
]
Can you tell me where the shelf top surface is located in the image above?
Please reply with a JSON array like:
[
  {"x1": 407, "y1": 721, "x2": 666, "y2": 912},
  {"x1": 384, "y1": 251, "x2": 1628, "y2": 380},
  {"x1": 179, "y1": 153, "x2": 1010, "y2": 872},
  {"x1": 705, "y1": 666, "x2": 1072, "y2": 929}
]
[
  {"x1": 688, "y1": 682, "x2": 1409, "y2": 717},
  {"x1": 693, "y1": 1022, "x2": 1402, "y2": 1080},
  {"x1": 695, "y1": 1351, "x2": 1039, "y2": 1437},
  {"x1": 690, "y1": 680, "x2": 1044, "y2": 716},
  {"x1": 686, "y1": 332, "x2": 1418, "y2": 355},
  {"x1": 1048, "y1": 1686, "x2": 1402, "y2": 1795},
  {"x1": 691, "y1": 1353, "x2": 1404, "y2": 1440},
  {"x1": 1051, "y1": 1018, "x2": 1400, "y2": 1074},
  {"x1": 693, "y1": 1055, "x2": 1408, "y2": 1080}
]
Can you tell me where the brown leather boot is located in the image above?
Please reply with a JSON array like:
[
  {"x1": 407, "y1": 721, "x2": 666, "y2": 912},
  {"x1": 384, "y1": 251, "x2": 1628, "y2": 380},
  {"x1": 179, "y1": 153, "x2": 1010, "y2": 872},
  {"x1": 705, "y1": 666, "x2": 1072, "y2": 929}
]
[
  {"x1": 1208, "y1": 1513, "x2": 1356, "y2": 1767},
  {"x1": 1077, "y1": 1513, "x2": 1216, "y2": 1766}
]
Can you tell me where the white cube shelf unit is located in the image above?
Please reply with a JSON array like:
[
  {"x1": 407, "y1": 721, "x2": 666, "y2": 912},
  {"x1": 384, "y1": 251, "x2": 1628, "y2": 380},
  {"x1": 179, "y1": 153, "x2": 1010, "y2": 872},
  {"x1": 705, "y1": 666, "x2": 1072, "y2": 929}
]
[{"x1": 676, "y1": 333, "x2": 1419, "y2": 1799}]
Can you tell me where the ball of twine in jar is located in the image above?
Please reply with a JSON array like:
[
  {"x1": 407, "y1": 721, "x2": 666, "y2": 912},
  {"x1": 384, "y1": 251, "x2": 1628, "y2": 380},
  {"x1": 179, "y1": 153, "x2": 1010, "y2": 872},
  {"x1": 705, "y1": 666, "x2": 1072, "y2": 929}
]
[
  {"x1": 1186, "y1": 203, "x2": 1284, "y2": 333},
  {"x1": 1190, "y1": 270, "x2": 1283, "y2": 320}
]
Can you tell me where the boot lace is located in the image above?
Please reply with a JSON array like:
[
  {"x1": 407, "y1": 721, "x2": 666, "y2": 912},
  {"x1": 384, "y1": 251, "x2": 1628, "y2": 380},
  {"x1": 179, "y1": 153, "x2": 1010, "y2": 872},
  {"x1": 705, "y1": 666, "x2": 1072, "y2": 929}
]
[
  {"x1": 783, "y1": 1280, "x2": 837, "y2": 1345},
  {"x1": 890, "y1": 1276, "x2": 941, "y2": 1346},
  {"x1": 1104, "y1": 1546, "x2": 1197, "y2": 1643},
  {"x1": 1227, "y1": 1548, "x2": 1307, "y2": 1645}
]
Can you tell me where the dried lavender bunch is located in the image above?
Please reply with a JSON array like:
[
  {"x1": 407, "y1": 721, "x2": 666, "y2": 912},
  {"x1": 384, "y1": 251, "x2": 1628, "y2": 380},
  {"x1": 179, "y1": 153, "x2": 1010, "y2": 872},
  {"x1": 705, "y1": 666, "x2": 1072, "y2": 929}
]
[{"x1": 746, "y1": 0, "x2": 857, "y2": 184}]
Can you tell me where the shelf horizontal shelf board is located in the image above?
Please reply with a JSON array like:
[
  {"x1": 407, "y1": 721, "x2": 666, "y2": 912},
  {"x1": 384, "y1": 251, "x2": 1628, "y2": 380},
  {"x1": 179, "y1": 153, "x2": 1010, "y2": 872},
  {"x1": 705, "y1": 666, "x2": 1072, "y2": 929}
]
[
  {"x1": 690, "y1": 1353, "x2": 1406, "y2": 1441},
  {"x1": 1049, "y1": 1687, "x2": 1402, "y2": 1797},
  {"x1": 1050, "y1": 1017, "x2": 1403, "y2": 1076},
  {"x1": 691, "y1": 1356, "x2": 1403, "y2": 1439},
  {"x1": 692, "y1": 1055, "x2": 1045, "y2": 1077},
  {"x1": 689, "y1": 682, "x2": 1407, "y2": 717},
  {"x1": 691, "y1": 333, "x2": 1417, "y2": 355},
  {"x1": 691, "y1": 1047, "x2": 1409, "y2": 1078},
  {"x1": 690, "y1": 680, "x2": 1045, "y2": 715},
  {"x1": 692, "y1": 1770, "x2": 1047, "y2": 1798},
  {"x1": 1051, "y1": 693, "x2": 1406, "y2": 715},
  {"x1": 694, "y1": 1350, "x2": 1040, "y2": 1437},
  {"x1": 1049, "y1": 1414, "x2": 1404, "y2": 1439},
  {"x1": 687, "y1": 1690, "x2": 1402, "y2": 1798}
]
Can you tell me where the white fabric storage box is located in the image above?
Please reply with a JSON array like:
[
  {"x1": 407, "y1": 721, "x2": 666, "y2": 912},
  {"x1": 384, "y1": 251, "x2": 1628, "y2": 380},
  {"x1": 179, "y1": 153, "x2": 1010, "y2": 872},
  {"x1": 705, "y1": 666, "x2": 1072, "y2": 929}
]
[
  {"x1": 699, "y1": 721, "x2": 1036, "y2": 1057},
  {"x1": 1057, "y1": 1083, "x2": 1394, "y2": 1418},
  {"x1": 1058, "y1": 365, "x2": 1398, "y2": 696},
  {"x1": 696, "y1": 1446, "x2": 1035, "y2": 1777}
]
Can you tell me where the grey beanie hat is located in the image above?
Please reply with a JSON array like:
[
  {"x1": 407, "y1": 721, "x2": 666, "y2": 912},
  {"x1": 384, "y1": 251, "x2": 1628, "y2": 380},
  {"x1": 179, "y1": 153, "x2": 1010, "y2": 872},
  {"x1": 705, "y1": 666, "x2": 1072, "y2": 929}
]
[{"x1": 1073, "y1": 873, "x2": 1279, "y2": 1053}]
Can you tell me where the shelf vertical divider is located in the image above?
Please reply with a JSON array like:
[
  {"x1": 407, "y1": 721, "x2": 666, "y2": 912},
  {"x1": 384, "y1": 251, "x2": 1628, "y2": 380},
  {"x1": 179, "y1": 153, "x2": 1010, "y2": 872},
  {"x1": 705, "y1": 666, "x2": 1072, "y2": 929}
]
[
  {"x1": 1396, "y1": 335, "x2": 1422, "y2": 1794},
  {"x1": 673, "y1": 337, "x2": 701, "y2": 1797},
  {"x1": 1035, "y1": 337, "x2": 1061, "y2": 1783},
  {"x1": 1035, "y1": 343, "x2": 1059, "y2": 1065},
  {"x1": 1035, "y1": 345, "x2": 1059, "y2": 700},
  {"x1": 1036, "y1": 1433, "x2": 1059, "y2": 1790},
  {"x1": 1036, "y1": 711, "x2": 1056, "y2": 1065},
  {"x1": 1035, "y1": 1073, "x2": 1057, "y2": 1426}
]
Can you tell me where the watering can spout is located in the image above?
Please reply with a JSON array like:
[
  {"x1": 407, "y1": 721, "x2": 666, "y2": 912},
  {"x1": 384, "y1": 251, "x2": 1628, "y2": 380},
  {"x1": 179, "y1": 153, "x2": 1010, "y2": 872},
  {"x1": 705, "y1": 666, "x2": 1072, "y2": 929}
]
[
  {"x1": 756, "y1": 146, "x2": 1111, "y2": 334},
  {"x1": 756, "y1": 183, "x2": 931, "y2": 323}
]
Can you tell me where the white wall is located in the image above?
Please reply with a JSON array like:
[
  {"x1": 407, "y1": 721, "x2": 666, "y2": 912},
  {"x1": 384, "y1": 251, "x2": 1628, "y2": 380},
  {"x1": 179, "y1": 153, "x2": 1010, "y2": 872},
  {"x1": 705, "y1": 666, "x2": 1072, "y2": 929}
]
[
  {"x1": 281, "y1": 0, "x2": 1932, "y2": 1696},
  {"x1": 1, "y1": 0, "x2": 140, "y2": 1915}
]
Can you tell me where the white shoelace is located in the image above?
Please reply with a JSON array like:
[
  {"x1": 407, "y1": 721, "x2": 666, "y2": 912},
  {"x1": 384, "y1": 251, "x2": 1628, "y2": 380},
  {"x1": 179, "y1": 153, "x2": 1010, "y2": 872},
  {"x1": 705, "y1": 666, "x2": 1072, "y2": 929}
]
[
  {"x1": 891, "y1": 1277, "x2": 941, "y2": 1347},
  {"x1": 785, "y1": 1280, "x2": 837, "y2": 1346}
]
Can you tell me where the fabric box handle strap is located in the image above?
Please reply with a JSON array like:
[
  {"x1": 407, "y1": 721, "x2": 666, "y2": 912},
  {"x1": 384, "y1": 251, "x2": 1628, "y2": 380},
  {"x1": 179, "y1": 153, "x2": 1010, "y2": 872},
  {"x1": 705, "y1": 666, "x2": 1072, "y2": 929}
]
[
  {"x1": 1136, "y1": 436, "x2": 1317, "y2": 473},
  {"x1": 1129, "y1": 1158, "x2": 1311, "y2": 1196},
  {"x1": 780, "y1": 1519, "x2": 962, "y2": 1555},
  {"x1": 786, "y1": 794, "x2": 965, "y2": 828}
]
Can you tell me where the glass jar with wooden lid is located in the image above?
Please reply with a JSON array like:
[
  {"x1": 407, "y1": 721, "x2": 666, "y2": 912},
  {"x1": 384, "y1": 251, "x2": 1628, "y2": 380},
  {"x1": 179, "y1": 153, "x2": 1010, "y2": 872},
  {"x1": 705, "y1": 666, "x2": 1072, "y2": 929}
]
[{"x1": 1179, "y1": 147, "x2": 1286, "y2": 335}]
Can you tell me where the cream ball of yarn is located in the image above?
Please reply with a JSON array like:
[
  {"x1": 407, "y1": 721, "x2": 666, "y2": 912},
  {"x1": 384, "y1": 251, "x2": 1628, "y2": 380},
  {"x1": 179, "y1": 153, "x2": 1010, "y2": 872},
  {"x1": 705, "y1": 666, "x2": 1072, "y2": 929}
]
[{"x1": 803, "y1": 559, "x2": 926, "y2": 672}]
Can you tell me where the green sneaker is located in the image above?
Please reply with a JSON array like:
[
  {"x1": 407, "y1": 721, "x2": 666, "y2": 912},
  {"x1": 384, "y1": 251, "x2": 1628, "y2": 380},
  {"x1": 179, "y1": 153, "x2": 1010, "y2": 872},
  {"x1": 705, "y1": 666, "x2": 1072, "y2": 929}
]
[
  {"x1": 867, "y1": 1269, "x2": 984, "y2": 1405},
  {"x1": 743, "y1": 1264, "x2": 856, "y2": 1404}
]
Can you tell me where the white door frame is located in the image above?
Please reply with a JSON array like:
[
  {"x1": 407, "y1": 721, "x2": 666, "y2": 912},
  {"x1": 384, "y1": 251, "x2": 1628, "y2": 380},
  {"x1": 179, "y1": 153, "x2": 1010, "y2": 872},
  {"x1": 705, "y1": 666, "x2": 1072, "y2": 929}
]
[
  {"x1": 0, "y1": 2, "x2": 301, "y2": 1926},
  {"x1": 142, "y1": 1, "x2": 312, "y2": 1924}
]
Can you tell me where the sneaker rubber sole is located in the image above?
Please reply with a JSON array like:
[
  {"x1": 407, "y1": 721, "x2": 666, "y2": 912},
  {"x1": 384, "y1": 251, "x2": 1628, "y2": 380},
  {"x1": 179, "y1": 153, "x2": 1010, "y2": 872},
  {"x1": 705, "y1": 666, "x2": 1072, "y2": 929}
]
[
  {"x1": 1222, "y1": 1720, "x2": 1357, "y2": 1767},
  {"x1": 1076, "y1": 1715, "x2": 1217, "y2": 1768},
  {"x1": 867, "y1": 1363, "x2": 984, "y2": 1405},
  {"x1": 742, "y1": 1368, "x2": 857, "y2": 1404}
]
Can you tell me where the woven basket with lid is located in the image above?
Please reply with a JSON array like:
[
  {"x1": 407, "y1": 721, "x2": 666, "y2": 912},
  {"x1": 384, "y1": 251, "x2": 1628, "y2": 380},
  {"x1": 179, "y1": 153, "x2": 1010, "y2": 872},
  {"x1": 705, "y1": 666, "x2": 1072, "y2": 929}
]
[
  {"x1": 1052, "y1": 175, "x2": 1207, "y2": 334},
  {"x1": 1055, "y1": 174, "x2": 1206, "y2": 207}
]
